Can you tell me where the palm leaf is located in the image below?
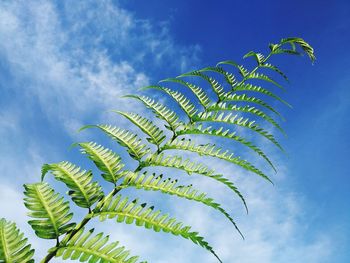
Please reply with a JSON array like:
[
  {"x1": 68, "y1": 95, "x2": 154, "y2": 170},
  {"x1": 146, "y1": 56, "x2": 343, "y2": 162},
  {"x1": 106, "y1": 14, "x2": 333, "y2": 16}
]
[
  {"x1": 80, "y1": 125, "x2": 150, "y2": 161},
  {"x1": 42, "y1": 161, "x2": 103, "y2": 209},
  {"x1": 119, "y1": 171, "x2": 244, "y2": 237},
  {"x1": 55, "y1": 228, "x2": 141, "y2": 263},
  {"x1": 0, "y1": 218, "x2": 35, "y2": 263},
  {"x1": 77, "y1": 142, "x2": 125, "y2": 184},
  {"x1": 23, "y1": 183, "x2": 75, "y2": 239},
  {"x1": 113, "y1": 111, "x2": 166, "y2": 146},
  {"x1": 93, "y1": 194, "x2": 222, "y2": 262}
]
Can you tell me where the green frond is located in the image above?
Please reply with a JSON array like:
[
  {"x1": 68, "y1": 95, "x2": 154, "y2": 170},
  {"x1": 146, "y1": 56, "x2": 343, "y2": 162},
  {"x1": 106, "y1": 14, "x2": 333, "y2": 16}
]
[
  {"x1": 177, "y1": 71, "x2": 226, "y2": 100},
  {"x1": 0, "y1": 218, "x2": 35, "y2": 263},
  {"x1": 113, "y1": 111, "x2": 166, "y2": 146},
  {"x1": 123, "y1": 95, "x2": 182, "y2": 131},
  {"x1": 119, "y1": 172, "x2": 244, "y2": 237},
  {"x1": 177, "y1": 124, "x2": 276, "y2": 172},
  {"x1": 220, "y1": 93, "x2": 285, "y2": 120},
  {"x1": 260, "y1": 63, "x2": 289, "y2": 82},
  {"x1": 198, "y1": 66, "x2": 237, "y2": 89},
  {"x1": 55, "y1": 227, "x2": 140, "y2": 263},
  {"x1": 233, "y1": 83, "x2": 291, "y2": 108},
  {"x1": 206, "y1": 102, "x2": 285, "y2": 134},
  {"x1": 216, "y1": 60, "x2": 250, "y2": 77},
  {"x1": 80, "y1": 125, "x2": 150, "y2": 161},
  {"x1": 77, "y1": 142, "x2": 125, "y2": 184},
  {"x1": 23, "y1": 183, "x2": 75, "y2": 239},
  {"x1": 141, "y1": 86, "x2": 197, "y2": 120},
  {"x1": 93, "y1": 194, "x2": 222, "y2": 262},
  {"x1": 243, "y1": 51, "x2": 266, "y2": 65},
  {"x1": 193, "y1": 111, "x2": 284, "y2": 152},
  {"x1": 162, "y1": 138, "x2": 273, "y2": 183},
  {"x1": 160, "y1": 78, "x2": 212, "y2": 108},
  {"x1": 279, "y1": 37, "x2": 315, "y2": 62},
  {"x1": 42, "y1": 161, "x2": 103, "y2": 209},
  {"x1": 142, "y1": 153, "x2": 248, "y2": 206},
  {"x1": 245, "y1": 72, "x2": 283, "y2": 89}
]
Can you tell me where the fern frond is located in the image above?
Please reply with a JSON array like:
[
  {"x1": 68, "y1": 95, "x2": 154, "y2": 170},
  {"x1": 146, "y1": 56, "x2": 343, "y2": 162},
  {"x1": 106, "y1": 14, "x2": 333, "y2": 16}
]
[
  {"x1": 243, "y1": 51, "x2": 266, "y2": 65},
  {"x1": 193, "y1": 111, "x2": 283, "y2": 151},
  {"x1": 142, "y1": 153, "x2": 248, "y2": 206},
  {"x1": 93, "y1": 194, "x2": 222, "y2": 262},
  {"x1": 198, "y1": 67, "x2": 237, "y2": 89},
  {"x1": 160, "y1": 78, "x2": 212, "y2": 108},
  {"x1": 220, "y1": 93, "x2": 284, "y2": 120},
  {"x1": 177, "y1": 124, "x2": 276, "y2": 172},
  {"x1": 113, "y1": 111, "x2": 166, "y2": 146},
  {"x1": 245, "y1": 72, "x2": 283, "y2": 89},
  {"x1": 162, "y1": 138, "x2": 272, "y2": 183},
  {"x1": 233, "y1": 83, "x2": 291, "y2": 107},
  {"x1": 78, "y1": 142, "x2": 124, "y2": 184},
  {"x1": 80, "y1": 125, "x2": 150, "y2": 161},
  {"x1": 207, "y1": 102, "x2": 285, "y2": 134},
  {"x1": 216, "y1": 60, "x2": 250, "y2": 77},
  {"x1": 55, "y1": 227, "x2": 140, "y2": 263},
  {"x1": 0, "y1": 219, "x2": 35, "y2": 263},
  {"x1": 278, "y1": 37, "x2": 315, "y2": 62},
  {"x1": 23, "y1": 183, "x2": 75, "y2": 239},
  {"x1": 77, "y1": 142, "x2": 125, "y2": 184},
  {"x1": 177, "y1": 71, "x2": 226, "y2": 100},
  {"x1": 260, "y1": 63, "x2": 289, "y2": 82},
  {"x1": 123, "y1": 95, "x2": 182, "y2": 131},
  {"x1": 42, "y1": 161, "x2": 103, "y2": 209},
  {"x1": 142, "y1": 85, "x2": 198, "y2": 120},
  {"x1": 120, "y1": 172, "x2": 244, "y2": 237}
]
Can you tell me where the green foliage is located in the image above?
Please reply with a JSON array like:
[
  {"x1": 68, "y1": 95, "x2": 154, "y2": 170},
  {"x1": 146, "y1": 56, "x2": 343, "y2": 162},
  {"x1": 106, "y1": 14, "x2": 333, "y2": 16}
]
[{"x1": 2, "y1": 37, "x2": 314, "y2": 262}]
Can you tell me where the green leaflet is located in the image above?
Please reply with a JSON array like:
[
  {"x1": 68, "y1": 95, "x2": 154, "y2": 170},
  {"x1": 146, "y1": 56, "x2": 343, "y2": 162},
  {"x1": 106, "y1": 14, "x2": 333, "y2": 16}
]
[
  {"x1": 198, "y1": 66, "x2": 237, "y2": 89},
  {"x1": 93, "y1": 194, "x2": 222, "y2": 263},
  {"x1": 123, "y1": 95, "x2": 183, "y2": 132},
  {"x1": 259, "y1": 63, "x2": 289, "y2": 82},
  {"x1": 243, "y1": 51, "x2": 266, "y2": 65},
  {"x1": 23, "y1": 183, "x2": 75, "y2": 239},
  {"x1": 80, "y1": 125, "x2": 150, "y2": 161},
  {"x1": 0, "y1": 219, "x2": 35, "y2": 263},
  {"x1": 206, "y1": 102, "x2": 285, "y2": 134},
  {"x1": 177, "y1": 124, "x2": 276, "y2": 172},
  {"x1": 216, "y1": 60, "x2": 250, "y2": 77},
  {"x1": 177, "y1": 71, "x2": 226, "y2": 100},
  {"x1": 245, "y1": 72, "x2": 283, "y2": 90},
  {"x1": 55, "y1": 227, "x2": 141, "y2": 263},
  {"x1": 162, "y1": 138, "x2": 273, "y2": 184},
  {"x1": 78, "y1": 142, "x2": 125, "y2": 184},
  {"x1": 42, "y1": 161, "x2": 104, "y2": 209},
  {"x1": 120, "y1": 172, "x2": 244, "y2": 237},
  {"x1": 219, "y1": 92, "x2": 285, "y2": 119},
  {"x1": 142, "y1": 85, "x2": 198, "y2": 119},
  {"x1": 193, "y1": 111, "x2": 284, "y2": 152},
  {"x1": 141, "y1": 153, "x2": 248, "y2": 208},
  {"x1": 160, "y1": 78, "x2": 212, "y2": 108},
  {"x1": 113, "y1": 111, "x2": 166, "y2": 146}
]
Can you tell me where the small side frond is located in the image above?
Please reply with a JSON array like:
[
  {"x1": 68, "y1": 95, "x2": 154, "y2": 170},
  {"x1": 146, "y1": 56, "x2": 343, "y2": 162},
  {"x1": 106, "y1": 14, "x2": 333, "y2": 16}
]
[
  {"x1": 177, "y1": 124, "x2": 276, "y2": 172},
  {"x1": 260, "y1": 63, "x2": 289, "y2": 82},
  {"x1": 193, "y1": 111, "x2": 284, "y2": 152},
  {"x1": 0, "y1": 218, "x2": 35, "y2": 263},
  {"x1": 80, "y1": 125, "x2": 150, "y2": 161},
  {"x1": 206, "y1": 102, "x2": 285, "y2": 134},
  {"x1": 120, "y1": 172, "x2": 244, "y2": 237},
  {"x1": 245, "y1": 72, "x2": 283, "y2": 90},
  {"x1": 77, "y1": 142, "x2": 125, "y2": 184},
  {"x1": 42, "y1": 161, "x2": 103, "y2": 209},
  {"x1": 114, "y1": 111, "x2": 166, "y2": 146},
  {"x1": 142, "y1": 153, "x2": 248, "y2": 206},
  {"x1": 93, "y1": 194, "x2": 222, "y2": 262},
  {"x1": 55, "y1": 227, "x2": 140, "y2": 263},
  {"x1": 160, "y1": 78, "x2": 212, "y2": 108},
  {"x1": 141, "y1": 86, "x2": 197, "y2": 120},
  {"x1": 243, "y1": 51, "x2": 266, "y2": 65},
  {"x1": 278, "y1": 37, "x2": 315, "y2": 62},
  {"x1": 162, "y1": 138, "x2": 273, "y2": 183},
  {"x1": 198, "y1": 67, "x2": 237, "y2": 89},
  {"x1": 23, "y1": 183, "x2": 75, "y2": 239},
  {"x1": 216, "y1": 60, "x2": 250, "y2": 77},
  {"x1": 123, "y1": 95, "x2": 182, "y2": 131}
]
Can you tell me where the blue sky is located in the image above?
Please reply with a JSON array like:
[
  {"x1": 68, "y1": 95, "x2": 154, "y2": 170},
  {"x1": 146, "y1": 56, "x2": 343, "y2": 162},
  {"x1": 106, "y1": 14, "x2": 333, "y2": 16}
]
[{"x1": 0, "y1": 1, "x2": 349, "y2": 262}]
